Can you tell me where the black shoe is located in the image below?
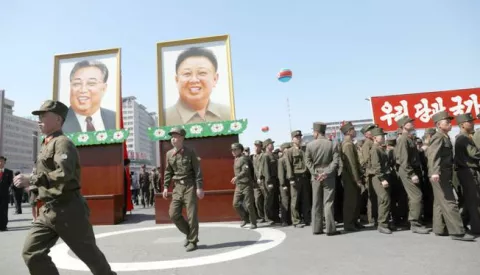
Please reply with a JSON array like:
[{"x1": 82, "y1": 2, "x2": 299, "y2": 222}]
[
  {"x1": 355, "y1": 222, "x2": 365, "y2": 229},
  {"x1": 184, "y1": 239, "x2": 189, "y2": 247},
  {"x1": 0, "y1": 228, "x2": 7, "y2": 232},
  {"x1": 344, "y1": 226, "x2": 358, "y2": 232},
  {"x1": 186, "y1": 243, "x2": 198, "y2": 252},
  {"x1": 327, "y1": 231, "x2": 341, "y2": 236},
  {"x1": 293, "y1": 224, "x2": 304, "y2": 228},
  {"x1": 378, "y1": 226, "x2": 392, "y2": 234},
  {"x1": 435, "y1": 232, "x2": 448, "y2": 237},
  {"x1": 451, "y1": 233, "x2": 475, "y2": 242},
  {"x1": 240, "y1": 221, "x2": 248, "y2": 228}
]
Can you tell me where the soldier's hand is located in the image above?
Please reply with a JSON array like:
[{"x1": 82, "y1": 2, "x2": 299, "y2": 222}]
[
  {"x1": 267, "y1": 184, "x2": 273, "y2": 190},
  {"x1": 14, "y1": 174, "x2": 30, "y2": 188},
  {"x1": 356, "y1": 180, "x2": 363, "y2": 188},
  {"x1": 282, "y1": 186, "x2": 288, "y2": 191},
  {"x1": 257, "y1": 179, "x2": 262, "y2": 184},
  {"x1": 381, "y1": 180, "x2": 389, "y2": 188},
  {"x1": 289, "y1": 180, "x2": 295, "y2": 185},
  {"x1": 230, "y1": 177, "x2": 237, "y2": 184},
  {"x1": 162, "y1": 189, "x2": 169, "y2": 200},
  {"x1": 411, "y1": 175, "x2": 419, "y2": 184},
  {"x1": 197, "y1": 188, "x2": 205, "y2": 199},
  {"x1": 430, "y1": 174, "x2": 440, "y2": 183}
]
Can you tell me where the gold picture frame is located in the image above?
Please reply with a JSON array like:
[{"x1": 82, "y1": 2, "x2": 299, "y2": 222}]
[
  {"x1": 52, "y1": 48, "x2": 122, "y2": 133},
  {"x1": 156, "y1": 34, "x2": 235, "y2": 126}
]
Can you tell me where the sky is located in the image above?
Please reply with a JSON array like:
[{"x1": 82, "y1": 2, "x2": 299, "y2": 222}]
[{"x1": 1, "y1": 0, "x2": 479, "y2": 147}]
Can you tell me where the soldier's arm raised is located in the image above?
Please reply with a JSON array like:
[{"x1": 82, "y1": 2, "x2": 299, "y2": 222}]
[
  {"x1": 397, "y1": 137, "x2": 415, "y2": 176},
  {"x1": 163, "y1": 151, "x2": 174, "y2": 189},
  {"x1": 31, "y1": 138, "x2": 77, "y2": 188},
  {"x1": 191, "y1": 150, "x2": 204, "y2": 189},
  {"x1": 344, "y1": 143, "x2": 361, "y2": 182}
]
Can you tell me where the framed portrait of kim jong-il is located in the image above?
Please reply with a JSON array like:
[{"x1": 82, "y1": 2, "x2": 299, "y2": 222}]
[
  {"x1": 52, "y1": 48, "x2": 121, "y2": 133},
  {"x1": 156, "y1": 34, "x2": 236, "y2": 126}
]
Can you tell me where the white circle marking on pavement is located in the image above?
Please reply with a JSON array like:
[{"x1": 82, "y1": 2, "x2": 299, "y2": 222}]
[{"x1": 49, "y1": 223, "x2": 286, "y2": 271}]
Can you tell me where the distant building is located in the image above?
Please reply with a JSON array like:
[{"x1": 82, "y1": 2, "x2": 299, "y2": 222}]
[
  {"x1": 0, "y1": 93, "x2": 41, "y2": 173},
  {"x1": 122, "y1": 96, "x2": 159, "y2": 172}
]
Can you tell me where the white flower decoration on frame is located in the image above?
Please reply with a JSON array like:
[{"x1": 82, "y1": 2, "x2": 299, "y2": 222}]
[
  {"x1": 96, "y1": 132, "x2": 108, "y2": 142},
  {"x1": 78, "y1": 134, "x2": 89, "y2": 143},
  {"x1": 211, "y1": 123, "x2": 224, "y2": 133},
  {"x1": 230, "y1": 122, "x2": 242, "y2": 131},
  {"x1": 190, "y1": 125, "x2": 203, "y2": 134},
  {"x1": 154, "y1": 129, "x2": 166, "y2": 138},
  {"x1": 113, "y1": 131, "x2": 124, "y2": 140}
]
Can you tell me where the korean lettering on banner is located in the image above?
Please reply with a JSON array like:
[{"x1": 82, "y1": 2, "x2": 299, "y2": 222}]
[{"x1": 372, "y1": 88, "x2": 480, "y2": 130}]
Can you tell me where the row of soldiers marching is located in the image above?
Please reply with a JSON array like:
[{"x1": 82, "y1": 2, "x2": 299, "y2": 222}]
[{"x1": 230, "y1": 110, "x2": 478, "y2": 241}]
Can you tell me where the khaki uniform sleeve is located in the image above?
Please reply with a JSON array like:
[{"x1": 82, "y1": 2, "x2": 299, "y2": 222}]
[
  {"x1": 163, "y1": 151, "x2": 173, "y2": 188},
  {"x1": 262, "y1": 154, "x2": 272, "y2": 185},
  {"x1": 360, "y1": 142, "x2": 370, "y2": 168},
  {"x1": 325, "y1": 144, "x2": 339, "y2": 175},
  {"x1": 278, "y1": 159, "x2": 286, "y2": 187},
  {"x1": 190, "y1": 149, "x2": 203, "y2": 189},
  {"x1": 304, "y1": 145, "x2": 315, "y2": 176},
  {"x1": 32, "y1": 139, "x2": 78, "y2": 188},
  {"x1": 371, "y1": 147, "x2": 386, "y2": 181},
  {"x1": 236, "y1": 157, "x2": 250, "y2": 181},
  {"x1": 344, "y1": 143, "x2": 361, "y2": 182},
  {"x1": 285, "y1": 148, "x2": 295, "y2": 180},
  {"x1": 465, "y1": 137, "x2": 480, "y2": 160},
  {"x1": 396, "y1": 137, "x2": 414, "y2": 176},
  {"x1": 473, "y1": 131, "x2": 480, "y2": 149},
  {"x1": 427, "y1": 135, "x2": 442, "y2": 176}
]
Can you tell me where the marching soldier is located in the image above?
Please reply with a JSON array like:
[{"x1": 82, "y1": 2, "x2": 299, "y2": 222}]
[
  {"x1": 454, "y1": 113, "x2": 480, "y2": 234},
  {"x1": 14, "y1": 100, "x2": 115, "y2": 274},
  {"x1": 285, "y1": 130, "x2": 311, "y2": 228},
  {"x1": 386, "y1": 138, "x2": 408, "y2": 226},
  {"x1": 278, "y1": 142, "x2": 293, "y2": 226},
  {"x1": 360, "y1": 123, "x2": 379, "y2": 225},
  {"x1": 427, "y1": 111, "x2": 474, "y2": 241},
  {"x1": 262, "y1": 138, "x2": 280, "y2": 224},
  {"x1": 395, "y1": 116, "x2": 430, "y2": 234},
  {"x1": 139, "y1": 165, "x2": 150, "y2": 207},
  {"x1": 369, "y1": 128, "x2": 393, "y2": 234},
  {"x1": 305, "y1": 122, "x2": 340, "y2": 235},
  {"x1": 231, "y1": 143, "x2": 257, "y2": 229},
  {"x1": 162, "y1": 127, "x2": 205, "y2": 252},
  {"x1": 339, "y1": 121, "x2": 363, "y2": 231},
  {"x1": 252, "y1": 140, "x2": 266, "y2": 223}
]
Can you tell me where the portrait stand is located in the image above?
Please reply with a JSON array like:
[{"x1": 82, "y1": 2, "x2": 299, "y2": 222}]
[{"x1": 154, "y1": 135, "x2": 241, "y2": 224}]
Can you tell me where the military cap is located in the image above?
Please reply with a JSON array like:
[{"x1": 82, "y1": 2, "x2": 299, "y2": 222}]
[
  {"x1": 425, "y1": 128, "x2": 436, "y2": 136},
  {"x1": 168, "y1": 127, "x2": 186, "y2": 136},
  {"x1": 291, "y1": 130, "x2": 302, "y2": 138},
  {"x1": 231, "y1": 143, "x2": 244, "y2": 151},
  {"x1": 263, "y1": 138, "x2": 275, "y2": 147},
  {"x1": 273, "y1": 148, "x2": 280, "y2": 154},
  {"x1": 396, "y1": 115, "x2": 414, "y2": 127},
  {"x1": 386, "y1": 139, "x2": 396, "y2": 146},
  {"x1": 254, "y1": 140, "x2": 263, "y2": 146},
  {"x1": 32, "y1": 100, "x2": 69, "y2": 120},
  {"x1": 313, "y1": 122, "x2": 327, "y2": 133},
  {"x1": 244, "y1": 146, "x2": 250, "y2": 152},
  {"x1": 360, "y1": 123, "x2": 377, "y2": 134},
  {"x1": 371, "y1": 127, "x2": 387, "y2": 136},
  {"x1": 455, "y1": 113, "x2": 476, "y2": 124},
  {"x1": 340, "y1": 121, "x2": 355, "y2": 134},
  {"x1": 415, "y1": 137, "x2": 423, "y2": 144},
  {"x1": 432, "y1": 111, "x2": 453, "y2": 123},
  {"x1": 280, "y1": 142, "x2": 292, "y2": 150}
]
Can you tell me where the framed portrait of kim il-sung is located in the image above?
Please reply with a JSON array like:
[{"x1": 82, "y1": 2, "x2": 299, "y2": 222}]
[
  {"x1": 52, "y1": 48, "x2": 121, "y2": 134},
  {"x1": 156, "y1": 34, "x2": 236, "y2": 126}
]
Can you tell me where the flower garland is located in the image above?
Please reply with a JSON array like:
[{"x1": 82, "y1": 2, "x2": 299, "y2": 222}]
[
  {"x1": 63, "y1": 129, "x2": 129, "y2": 146},
  {"x1": 148, "y1": 119, "x2": 248, "y2": 141}
]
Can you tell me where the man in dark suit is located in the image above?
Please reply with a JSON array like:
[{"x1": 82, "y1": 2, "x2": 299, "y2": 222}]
[
  {"x1": 0, "y1": 156, "x2": 13, "y2": 231},
  {"x1": 62, "y1": 59, "x2": 116, "y2": 133},
  {"x1": 12, "y1": 171, "x2": 23, "y2": 214}
]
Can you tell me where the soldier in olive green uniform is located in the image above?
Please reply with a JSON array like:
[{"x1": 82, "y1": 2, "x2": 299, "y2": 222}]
[
  {"x1": 454, "y1": 113, "x2": 480, "y2": 234},
  {"x1": 360, "y1": 123, "x2": 379, "y2": 225},
  {"x1": 395, "y1": 116, "x2": 430, "y2": 234},
  {"x1": 285, "y1": 130, "x2": 311, "y2": 228},
  {"x1": 14, "y1": 100, "x2": 115, "y2": 275},
  {"x1": 261, "y1": 138, "x2": 280, "y2": 224},
  {"x1": 386, "y1": 138, "x2": 408, "y2": 226},
  {"x1": 427, "y1": 111, "x2": 474, "y2": 241},
  {"x1": 231, "y1": 143, "x2": 257, "y2": 229},
  {"x1": 339, "y1": 122, "x2": 363, "y2": 231},
  {"x1": 369, "y1": 128, "x2": 393, "y2": 234},
  {"x1": 278, "y1": 142, "x2": 293, "y2": 226},
  {"x1": 162, "y1": 127, "x2": 205, "y2": 252},
  {"x1": 305, "y1": 122, "x2": 340, "y2": 235},
  {"x1": 252, "y1": 140, "x2": 266, "y2": 222},
  {"x1": 472, "y1": 114, "x2": 480, "y2": 149}
]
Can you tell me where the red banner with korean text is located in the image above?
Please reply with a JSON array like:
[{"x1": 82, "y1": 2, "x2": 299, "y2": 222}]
[{"x1": 371, "y1": 88, "x2": 480, "y2": 131}]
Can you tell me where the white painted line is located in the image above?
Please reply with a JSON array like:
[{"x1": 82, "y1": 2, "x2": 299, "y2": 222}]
[{"x1": 50, "y1": 223, "x2": 286, "y2": 271}]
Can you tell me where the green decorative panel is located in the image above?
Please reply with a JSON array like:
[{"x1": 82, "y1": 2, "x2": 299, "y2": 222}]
[
  {"x1": 63, "y1": 129, "x2": 129, "y2": 146},
  {"x1": 147, "y1": 119, "x2": 248, "y2": 141}
]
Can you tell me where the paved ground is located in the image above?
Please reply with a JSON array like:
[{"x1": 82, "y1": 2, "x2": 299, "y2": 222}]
[{"x1": 2, "y1": 204, "x2": 480, "y2": 275}]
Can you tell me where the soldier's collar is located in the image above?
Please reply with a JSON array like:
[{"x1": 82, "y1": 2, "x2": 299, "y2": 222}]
[{"x1": 43, "y1": 130, "x2": 63, "y2": 144}]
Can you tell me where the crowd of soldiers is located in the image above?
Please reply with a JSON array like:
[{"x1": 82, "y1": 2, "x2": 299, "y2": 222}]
[{"x1": 230, "y1": 110, "x2": 479, "y2": 242}]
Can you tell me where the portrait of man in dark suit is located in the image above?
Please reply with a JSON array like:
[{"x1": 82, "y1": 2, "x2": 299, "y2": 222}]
[
  {"x1": 62, "y1": 60, "x2": 116, "y2": 133},
  {"x1": 0, "y1": 156, "x2": 13, "y2": 231}
]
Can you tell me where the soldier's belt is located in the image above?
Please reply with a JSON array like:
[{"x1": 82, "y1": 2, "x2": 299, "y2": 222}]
[
  {"x1": 43, "y1": 190, "x2": 80, "y2": 208},
  {"x1": 173, "y1": 178, "x2": 194, "y2": 185},
  {"x1": 314, "y1": 164, "x2": 329, "y2": 169}
]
